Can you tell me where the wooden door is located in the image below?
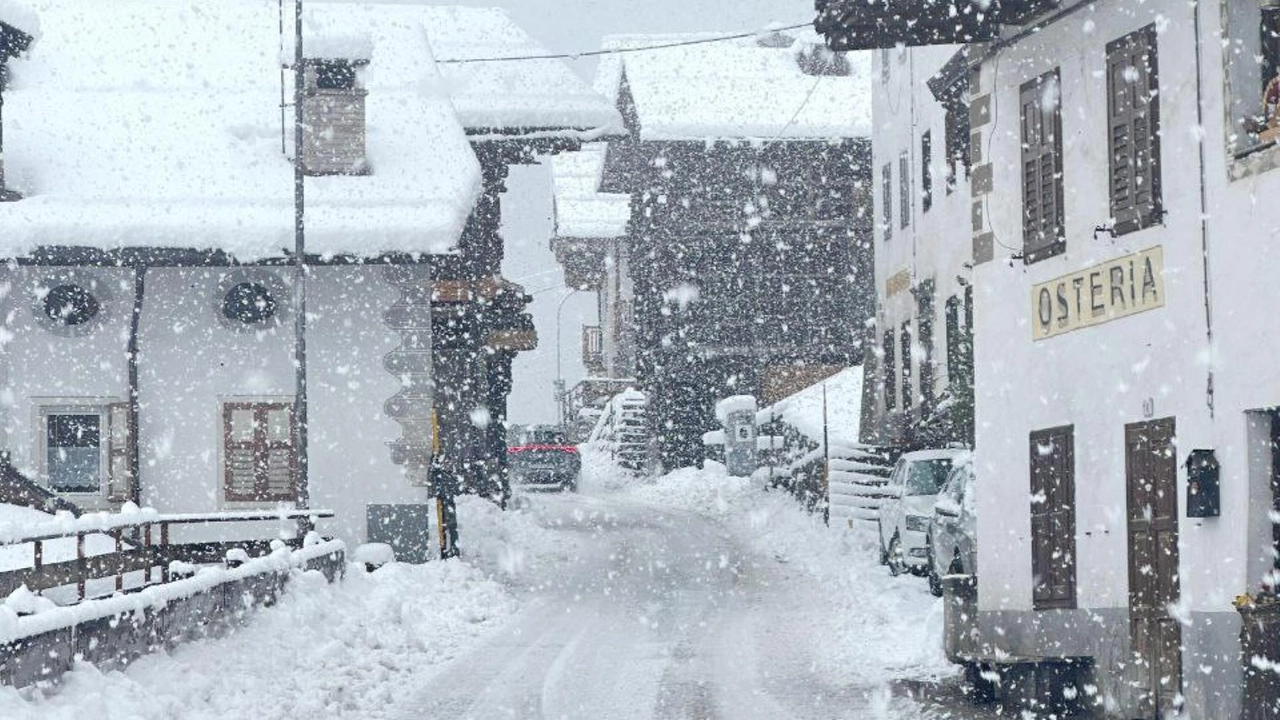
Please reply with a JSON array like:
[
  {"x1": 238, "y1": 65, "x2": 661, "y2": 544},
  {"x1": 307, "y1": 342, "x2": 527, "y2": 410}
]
[
  {"x1": 1125, "y1": 418, "x2": 1181, "y2": 718},
  {"x1": 1030, "y1": 426, "x2": 1076, "y2": 609}
]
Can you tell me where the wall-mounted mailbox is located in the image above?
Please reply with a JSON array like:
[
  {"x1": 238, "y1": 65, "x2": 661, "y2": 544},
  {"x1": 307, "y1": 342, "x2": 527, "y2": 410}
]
[{"x1": 1185, "y1": 449, "x2": 1220, "y2": 518}]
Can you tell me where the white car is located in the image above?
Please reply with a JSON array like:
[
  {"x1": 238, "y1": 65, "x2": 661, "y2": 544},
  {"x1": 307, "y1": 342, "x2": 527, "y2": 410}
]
[{"x1": 878, "y1": 448, "x2": 968, "y2": 577}]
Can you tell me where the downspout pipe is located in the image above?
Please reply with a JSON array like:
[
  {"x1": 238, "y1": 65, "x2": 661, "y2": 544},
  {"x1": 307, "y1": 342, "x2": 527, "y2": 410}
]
[
  {"x1": 1193, "y1": 0, "x2": 1215, "y2": 418},
  {"x1": 292, "y1": 0, "x2": 311, "y2": 530},
  {"x1": 127, "y1": 266, "x2": 145, "y2": 506}
]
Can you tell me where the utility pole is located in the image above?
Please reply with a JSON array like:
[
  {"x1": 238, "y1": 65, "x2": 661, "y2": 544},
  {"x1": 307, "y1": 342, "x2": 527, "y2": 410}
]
[{"x1": 292, "y1": 0, "x2": 311, "y2": 533}]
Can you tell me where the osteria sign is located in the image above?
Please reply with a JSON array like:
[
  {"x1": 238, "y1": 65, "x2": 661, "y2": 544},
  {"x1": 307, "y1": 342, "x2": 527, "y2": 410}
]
[{"x1": 1031, "y1": 246, "x2": 1165, "y2": 341}]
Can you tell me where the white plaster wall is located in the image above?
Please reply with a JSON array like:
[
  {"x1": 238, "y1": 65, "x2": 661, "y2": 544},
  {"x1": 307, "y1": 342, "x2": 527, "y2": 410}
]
[
  {"x1": 128, "y1": 266, "x2": 424, "y2": 548},
  {"x1": 871, "y1": 44, "x2": 973, "y2": 418},
  {"x1": 972, "y1": 0, "x2": 1272, "y2": 614},
  {"x1": 0, "y1": 266, "x2": 132, "y2": 511},
  {"x1": 307, "y1": 267, "x2": 431, "y2": 547}
]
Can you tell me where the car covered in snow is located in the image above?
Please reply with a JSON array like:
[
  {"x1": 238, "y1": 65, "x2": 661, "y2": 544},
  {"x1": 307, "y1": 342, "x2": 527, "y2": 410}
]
[
  {"x1": 507, "y1": 442, "x2": 580, "y2": 491},
  {"x1": 877, "y1": 448, "x2": 966, "y2": 576},
  {"x1": 927, "y1": 456, "x2": 976, "y2": 597}
]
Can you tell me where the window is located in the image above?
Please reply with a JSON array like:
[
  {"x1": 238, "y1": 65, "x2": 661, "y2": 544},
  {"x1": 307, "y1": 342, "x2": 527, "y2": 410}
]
[
  {"x1": 1224, "y1": 3, "x2": 1280, "y2": 157},
  {"x1": 222, "y1": 282, "x2": 278, "y2": 325},
  {"x1": 883, "y1": 329, "x2": 897, "y2": 411},
  {"x1": 223, "y1": 402, "x2": 297, "y2": 502},
  {"x1": 1030, "y1": 425, "x2": 1077, "y2": 610},
  {"x1": 944, "y1": 95, "x2": 971, "y2": 193},
  {"x1": 916, "y1": 281, "x2": 935, "y2": 406},
  {"x1": 899, "y1": 151, "x2": 911, "y2": 229},
  {"x1": 881, "y1": 163, "x2": 893, "y2": 241},
  {"x1": 904, "y1": 458, "x2": 954, "y2": 496},
  {"x1": 42, "y1": 284, "x2": 100, "y2": 326},
  {"x1": 1107, "y1": 25, "x2": 1162, "y2": 234},
  {"x1": 41, "y1": 403, "x2": 131, "y2": 499},
  {"x1": 921, "y1": 131, "x2": 933, "y2": 213},
  {"x1": 1020, "y1": 69, "x2": 1065, "y2": 263},
  {"x1": 900, "y1": 320, "x2": 913, "y2": 408},
  {"x1": 46, "y1": 413, "x2": 100, "y2": 493},
  {"x1": 945, "y1": 296, "x2": 962, "y2": 383}
]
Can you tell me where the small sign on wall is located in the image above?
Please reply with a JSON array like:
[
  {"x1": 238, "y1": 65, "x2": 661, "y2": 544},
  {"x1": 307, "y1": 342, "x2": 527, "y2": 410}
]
[{"x1": 1031, "y1": 246, "x2": 1165, "y2": 341}]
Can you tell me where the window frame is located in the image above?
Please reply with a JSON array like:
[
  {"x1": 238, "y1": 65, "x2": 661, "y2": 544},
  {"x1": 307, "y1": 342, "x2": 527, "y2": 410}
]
[
  {"x1": 222, "y1": 400, "x2": 298, "y2": 503},
  {"x1": 36, "y1": 401, "x2": 129, "y2": 501},
  {"x1": 1106, "y1": 24, "x2": 1162, "y2": 236},
  {"x1": 1020, "y1": 68, "x2": 1066, "y2": 264}
]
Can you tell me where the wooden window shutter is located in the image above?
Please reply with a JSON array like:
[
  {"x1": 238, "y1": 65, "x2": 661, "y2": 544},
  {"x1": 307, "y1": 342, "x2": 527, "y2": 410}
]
[
  {"x1": 106, "y1": 403, "x2": 134, "y2": 503},
  {"x1": 900, "y1": 321, "x2": 913, "y2": 408},
  {"x1": 224, "y1": 402, "x2": 296, "y2": 502},
  {"x1": 1107, "y1": 25, "x2": 1161, "y2": 235},
  {"x1": 1030, "y1": 426, "x2": 1077, "y2": 610},
  {"x1": 1020, "y1": 69, "x2": 1065, "y2": 263},
  {"x1": 898, "y1": 152, "x2": 911, "y2": 229},
  {"x1": 884, "y1": 329, "x2": 897, "y2": 410},
  {"x1": 881, "y1": 163, "x2": 893, "y2": 241},
  {"x1": 921, "y1": 130, "x2": 933, "y2": 213}
]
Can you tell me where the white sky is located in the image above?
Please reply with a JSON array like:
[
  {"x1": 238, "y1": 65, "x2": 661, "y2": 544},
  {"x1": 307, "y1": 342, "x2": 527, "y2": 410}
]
[{"x1": 435, "y1": 0, "x2": 815, "y2": 425}]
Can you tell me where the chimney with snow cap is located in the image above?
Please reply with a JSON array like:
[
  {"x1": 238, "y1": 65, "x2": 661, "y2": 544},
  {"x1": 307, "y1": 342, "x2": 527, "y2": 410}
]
[{"x1": 301, "y1": 32, "x2": 371, "y2": 176}]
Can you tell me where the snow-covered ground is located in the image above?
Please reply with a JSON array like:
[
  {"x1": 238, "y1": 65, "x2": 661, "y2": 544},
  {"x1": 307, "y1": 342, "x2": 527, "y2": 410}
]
[{"x1": 0, "y1": 457, "x2": 966, "y2": 719}]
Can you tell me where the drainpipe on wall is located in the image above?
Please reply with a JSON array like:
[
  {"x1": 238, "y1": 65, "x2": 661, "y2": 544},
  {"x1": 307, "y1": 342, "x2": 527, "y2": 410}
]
[
  {"x1": 292, "y1": 0, "x2": 312, "y2": 530},
  {"x1": 1193, "y1": 0, "x2": 1216, "y2": 419},
  {"x1": 127, "y1": 266, "x2": 145, "y2": 506}
]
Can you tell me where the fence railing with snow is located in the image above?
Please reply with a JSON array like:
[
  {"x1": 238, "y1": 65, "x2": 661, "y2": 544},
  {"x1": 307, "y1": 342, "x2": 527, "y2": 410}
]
[{"x1": 0, "y1": 508, "x2": 345, "y2": 688}]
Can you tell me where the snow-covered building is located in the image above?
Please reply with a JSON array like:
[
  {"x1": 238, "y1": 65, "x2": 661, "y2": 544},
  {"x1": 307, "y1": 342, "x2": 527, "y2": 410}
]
[
  {"x1": 0, "y1": 1, "x2": 618, "y2": 561},
  {"x1": 866, "y1": 45, "x2": 974, "y2": 449},
  {"x1": 553, "y1": 30, "x2": 876, "y2": 470},
  {"x1": 819, "y1": 0, "x2": 1280, "y2": 716}
]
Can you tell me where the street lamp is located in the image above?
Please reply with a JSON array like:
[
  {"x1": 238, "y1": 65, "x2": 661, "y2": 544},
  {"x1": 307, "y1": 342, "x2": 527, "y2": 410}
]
[{"x1": 555, "y1": 288, "x2": 582, "y2": 427}]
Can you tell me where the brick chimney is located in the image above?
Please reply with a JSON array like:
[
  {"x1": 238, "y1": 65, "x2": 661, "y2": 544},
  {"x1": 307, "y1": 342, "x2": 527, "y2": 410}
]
[{"x1": 301, "y1": 57, "x2": 370, "y2": 176}]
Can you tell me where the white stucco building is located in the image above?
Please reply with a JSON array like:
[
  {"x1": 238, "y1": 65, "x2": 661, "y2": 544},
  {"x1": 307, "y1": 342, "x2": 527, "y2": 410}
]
[
  {"x1": 0, "y1": 1, "x2": 618, "y2": 561},
  {"x1": 966, "y1": 0, "x2": 1280, "y2": 715},
  {"x1": 867, "y1": 44, "x2": 976, "y2": 449}
]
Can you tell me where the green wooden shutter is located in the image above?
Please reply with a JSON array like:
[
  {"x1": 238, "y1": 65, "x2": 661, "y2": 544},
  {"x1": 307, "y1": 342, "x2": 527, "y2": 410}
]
[{"x1": 1107, "y1": 25, "x2": 1161, "y2": 235}]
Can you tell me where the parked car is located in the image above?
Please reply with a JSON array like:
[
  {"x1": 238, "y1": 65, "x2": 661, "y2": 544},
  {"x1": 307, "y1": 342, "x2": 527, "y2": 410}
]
[
  {"x1": 878, "y1": 448, "x2": 966, "y2": 577},
  {"x1": 508, "y1": 442, "x2": 580, "y2": 491},
  {"x1": 927, "y1": 456, "x2": 976, "y2": 596}
]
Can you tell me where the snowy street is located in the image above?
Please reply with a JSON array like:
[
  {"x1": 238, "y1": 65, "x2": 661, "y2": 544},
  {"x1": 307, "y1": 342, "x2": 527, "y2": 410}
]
[{"x1": 0, "y1": 462, "x2": 974, "y2": 720}]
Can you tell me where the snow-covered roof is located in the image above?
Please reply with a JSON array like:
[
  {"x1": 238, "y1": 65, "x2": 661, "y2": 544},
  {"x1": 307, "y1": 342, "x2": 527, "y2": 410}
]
[
  {"x1": 427, "y1": 8, "x2": 621, "y2": 136},
  {"x1": 550, "y1": 144, "x2": 630, "y2": 239},
  {"x1": 596, "y1": 31, "x2": 872, "y2": 142},
  {"x1": 758, "y1": 366, "x2": 864, "y2": 448},
  {"x1": 0, "y1": 1, "x2": 619, "y2": 262}
]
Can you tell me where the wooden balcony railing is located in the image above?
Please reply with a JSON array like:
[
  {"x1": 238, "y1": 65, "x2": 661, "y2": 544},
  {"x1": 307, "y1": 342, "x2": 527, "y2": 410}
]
[{"x1": 0, "y1": 508, "x2": 335, "y2": 604}]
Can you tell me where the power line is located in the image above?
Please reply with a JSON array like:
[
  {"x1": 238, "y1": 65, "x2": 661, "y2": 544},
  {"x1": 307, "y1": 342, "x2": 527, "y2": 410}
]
[{"x1": 436, "y1": 22, "x2": 813, "y2": 65}]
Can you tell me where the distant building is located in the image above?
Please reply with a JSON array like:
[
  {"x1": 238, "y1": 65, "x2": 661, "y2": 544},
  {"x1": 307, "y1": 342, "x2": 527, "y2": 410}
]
[
  {"x1": 0, "y1": 2, "x2": 618, "y2": 559},
  {"x1": 554, "y1": 30, "x2": 876, "y2": 470},
  {"x1": 865, "y1": 45, "x2": 974, "y2": 449}
]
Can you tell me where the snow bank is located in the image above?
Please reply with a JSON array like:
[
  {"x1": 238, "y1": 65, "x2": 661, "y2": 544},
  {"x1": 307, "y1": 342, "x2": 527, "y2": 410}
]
[
  {"x1": 626, "y1": 462, "x2": 954, "y2": 687},
  {"x1": 0, "y1": 554, "x2": 514, "y2": 720}
]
